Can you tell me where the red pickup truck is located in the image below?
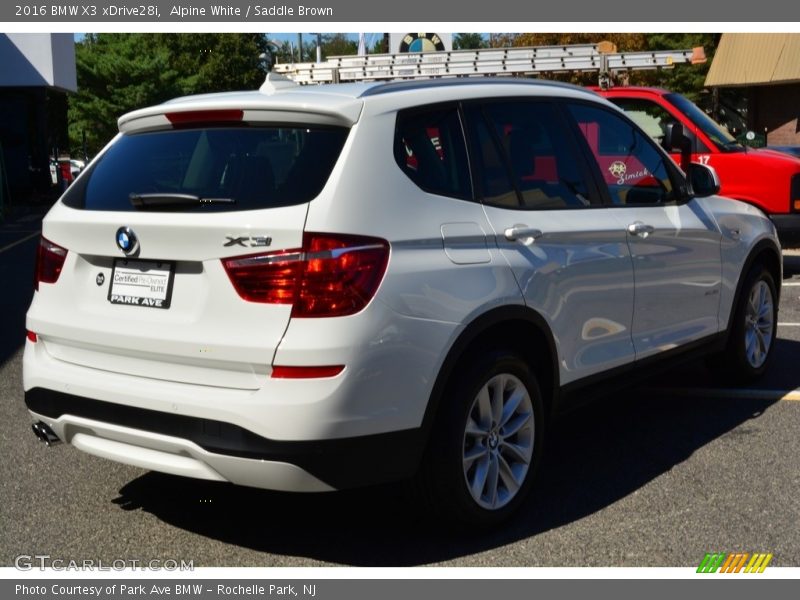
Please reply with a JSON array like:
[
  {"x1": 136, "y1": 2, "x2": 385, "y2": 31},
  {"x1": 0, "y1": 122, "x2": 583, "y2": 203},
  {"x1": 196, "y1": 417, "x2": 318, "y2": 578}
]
[{"x1": 596, "y1": 87, "x2": 800, "y2": 246}]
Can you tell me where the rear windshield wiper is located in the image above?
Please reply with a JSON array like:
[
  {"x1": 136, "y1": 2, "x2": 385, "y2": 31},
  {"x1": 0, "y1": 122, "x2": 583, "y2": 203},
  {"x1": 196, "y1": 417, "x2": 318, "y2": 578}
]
[{"x1": 129, "y1": 193, "x2": 236, "y2": 209}]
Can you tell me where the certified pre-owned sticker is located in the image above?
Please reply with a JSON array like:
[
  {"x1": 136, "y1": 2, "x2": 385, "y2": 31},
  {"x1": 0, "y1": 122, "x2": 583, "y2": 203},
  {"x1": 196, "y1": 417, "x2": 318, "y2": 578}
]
[{"x1": 108, "y1": 260, "x2": 175, "y2": 309}]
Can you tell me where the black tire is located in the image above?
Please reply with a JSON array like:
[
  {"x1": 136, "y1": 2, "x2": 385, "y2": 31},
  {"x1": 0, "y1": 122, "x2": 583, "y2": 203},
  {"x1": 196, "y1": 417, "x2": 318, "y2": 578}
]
[
  {"x1": 416, "y1": 349, "x2": 545, "y2": 527},
  {"x1": 712, "y1": 264, "x2": 778, "y2": 383}
]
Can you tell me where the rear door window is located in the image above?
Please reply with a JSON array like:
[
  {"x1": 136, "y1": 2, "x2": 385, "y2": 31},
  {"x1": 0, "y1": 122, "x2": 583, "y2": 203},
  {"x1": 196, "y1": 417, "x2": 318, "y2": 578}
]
[
  {"x1": 63, "y1": 126, "x2": 349, "y2": 212},
  {"x1": 466, "y1": 101, "x2": 601, "y2": 210}
]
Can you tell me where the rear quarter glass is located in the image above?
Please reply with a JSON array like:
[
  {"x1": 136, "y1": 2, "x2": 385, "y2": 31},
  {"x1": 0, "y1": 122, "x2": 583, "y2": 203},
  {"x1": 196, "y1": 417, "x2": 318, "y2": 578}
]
[{"x1": 62, "y1": 126, "x2": 349, "y2": 212}]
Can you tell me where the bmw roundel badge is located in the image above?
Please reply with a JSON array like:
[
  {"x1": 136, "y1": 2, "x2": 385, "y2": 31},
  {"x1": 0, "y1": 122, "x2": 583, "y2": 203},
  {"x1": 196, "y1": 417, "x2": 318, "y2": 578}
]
[{"x1": 115, "y1": 226, "x2": 139, "y2": 255}]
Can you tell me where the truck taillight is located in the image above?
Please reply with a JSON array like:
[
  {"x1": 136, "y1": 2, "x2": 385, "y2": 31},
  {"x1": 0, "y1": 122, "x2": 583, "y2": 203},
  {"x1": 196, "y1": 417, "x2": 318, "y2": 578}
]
[
  {"x1": 222, "y1": 233, "x2": 390, "y2": 317},
  {"x1": 34, "y1": 237, "x2": 68, "y2": 291}
]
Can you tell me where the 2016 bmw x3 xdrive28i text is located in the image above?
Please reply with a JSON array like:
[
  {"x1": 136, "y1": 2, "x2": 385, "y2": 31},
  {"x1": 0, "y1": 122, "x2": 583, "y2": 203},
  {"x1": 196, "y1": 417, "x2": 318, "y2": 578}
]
[{"x1": 24, "y1": 76, "x2": 781, "y2": 525}]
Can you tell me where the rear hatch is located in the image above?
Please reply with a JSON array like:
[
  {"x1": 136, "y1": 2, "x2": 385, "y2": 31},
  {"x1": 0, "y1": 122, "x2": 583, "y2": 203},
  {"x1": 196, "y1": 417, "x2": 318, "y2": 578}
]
[{"x1": 28, "y1": 109, "x2": 352, "y2": 390}]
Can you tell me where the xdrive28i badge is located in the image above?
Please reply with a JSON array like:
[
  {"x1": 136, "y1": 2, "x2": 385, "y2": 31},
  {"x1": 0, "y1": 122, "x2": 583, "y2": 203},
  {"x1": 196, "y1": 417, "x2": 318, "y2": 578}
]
[{"x1": 115, "y1": 227, "x2": 139, "y2": 255}]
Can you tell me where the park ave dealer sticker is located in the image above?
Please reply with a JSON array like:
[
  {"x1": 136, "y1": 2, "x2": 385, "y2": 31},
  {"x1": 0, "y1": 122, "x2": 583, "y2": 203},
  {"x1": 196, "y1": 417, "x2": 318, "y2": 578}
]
[{"x1": 108, "y1": 259, "x2": 175, "y2": 309}]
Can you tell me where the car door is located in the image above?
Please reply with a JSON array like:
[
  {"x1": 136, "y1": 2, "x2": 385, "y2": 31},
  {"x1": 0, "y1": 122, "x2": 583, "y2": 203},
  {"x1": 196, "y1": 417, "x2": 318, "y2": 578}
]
[
  {"x1": 463, "y1": 100, "x2": 636, "y2": 386},
  {"x1": 565, "y1": 101, "x2": 723, "y2": 361}
]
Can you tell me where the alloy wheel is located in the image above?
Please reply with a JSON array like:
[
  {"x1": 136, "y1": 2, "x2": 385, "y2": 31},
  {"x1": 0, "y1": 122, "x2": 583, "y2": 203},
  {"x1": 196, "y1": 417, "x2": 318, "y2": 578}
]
[
  {"x1": 744, "y1": 279, "x2": 775, "y2": 369},
  {"x1": 462, "y1": 373, "x2": 535, "y2": 510}
]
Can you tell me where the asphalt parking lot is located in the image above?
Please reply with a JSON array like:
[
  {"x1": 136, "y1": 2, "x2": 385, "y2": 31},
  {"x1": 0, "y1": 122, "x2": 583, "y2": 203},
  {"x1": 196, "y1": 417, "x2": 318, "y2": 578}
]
[{"x1": 1, "y1": 215, "x2": 798, "y2": 568}]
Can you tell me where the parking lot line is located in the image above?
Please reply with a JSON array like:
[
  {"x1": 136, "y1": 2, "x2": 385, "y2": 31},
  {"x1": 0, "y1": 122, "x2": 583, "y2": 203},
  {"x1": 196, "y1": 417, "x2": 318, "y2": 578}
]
[
  {"x1": 782, "y1": 282, "x2": 800, "y2": 287},
  {"x1": 646, "y1": 388, "x2": 800, "y2": 401},
  {"x1": 0, "y1": 231, "x2": 39, "y2": 255}
]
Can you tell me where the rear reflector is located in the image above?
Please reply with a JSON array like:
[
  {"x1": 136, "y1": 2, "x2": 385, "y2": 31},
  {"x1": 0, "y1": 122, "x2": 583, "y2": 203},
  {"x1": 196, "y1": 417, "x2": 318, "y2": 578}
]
[
  {"x1": 34, "y1": 237, "x2": 68, "y2": 291},
  {"x1": 222, "y1": 232, "x2": 390, "y2": 318},
  {"x1": 271, "y1": 365, "x2": 345, "y2": 379},
  {"x1": 165, "y1": 109, "x2": 244, "y2": 127},
  {"x1": 26, "y1": 331, "x2": 37, "y2": 343}
]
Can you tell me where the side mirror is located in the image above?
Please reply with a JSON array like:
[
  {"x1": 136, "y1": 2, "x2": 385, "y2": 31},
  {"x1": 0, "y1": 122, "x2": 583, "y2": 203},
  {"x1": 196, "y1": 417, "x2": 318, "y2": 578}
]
[
  {"x1": 687, "y1": 162, "x2": 721, "y2": 198},
  {"x1": 663, "y1": 121, "x2": 693, "y2": 171},
  {"x1": 662, "y1": 121, "x2": 687, "y2": 152}
]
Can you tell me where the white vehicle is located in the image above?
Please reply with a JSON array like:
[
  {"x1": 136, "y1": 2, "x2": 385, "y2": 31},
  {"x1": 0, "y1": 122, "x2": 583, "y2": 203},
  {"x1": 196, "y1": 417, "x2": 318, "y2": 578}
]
[{"x1": 24, "y1": 76, "x2": 781, "y2": 525}]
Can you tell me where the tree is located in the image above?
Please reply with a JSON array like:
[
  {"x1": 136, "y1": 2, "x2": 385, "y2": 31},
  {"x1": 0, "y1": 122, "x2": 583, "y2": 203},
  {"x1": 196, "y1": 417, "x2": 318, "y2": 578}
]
[
  {"x1": 270, "y1": 40, "x2": 298, "y2": 66},
  {"x1": 155, "y1": 33, "x2": 268, "y2": 95},
  {"x1": 642, "y1": 33, "x2": 720, "y2": 101},
  {"x1": 371, "y1": 36, "x2": 388, "y2": 55},
  {"x1": 453, "y1": 33, "x2": 486, "y2": 50},
  {"x1": 69, "y1": 33, "x2": 268, "y2": 155},
  {"x1": 68, "y1": 35, "x2": 180, "y2": 156},
  {"x1": 502, "y1": 33, "x2": 717, "y2": 97},
  {"x1": 513, "y1": 32, "x2": 648, "y2": 50},
  {"x1": 510, "y1": 33, "x2": 648, "y2": 86},
  {"x1": 321, "y1": 33, "x2": 357, "y2": 59},
  {"x1": 488, "y1": 33, "x2": 518, "y2": 48}
]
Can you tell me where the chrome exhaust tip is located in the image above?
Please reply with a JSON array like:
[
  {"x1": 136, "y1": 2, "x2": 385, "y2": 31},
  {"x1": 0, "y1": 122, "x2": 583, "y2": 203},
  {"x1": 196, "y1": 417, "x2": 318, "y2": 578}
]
[{"x1": 31, "y1": 422, "x2": 60, "y2": 446}]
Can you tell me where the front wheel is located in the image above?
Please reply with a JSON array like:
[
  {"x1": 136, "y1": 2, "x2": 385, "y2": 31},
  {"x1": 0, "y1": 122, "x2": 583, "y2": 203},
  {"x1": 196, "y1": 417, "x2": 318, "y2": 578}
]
[
  {"x1": 418, "y1": 351, "x2": 545, "y2": 527},
  {"x1": 715, "y1": 265, "x2": 778, "y2": 382}
]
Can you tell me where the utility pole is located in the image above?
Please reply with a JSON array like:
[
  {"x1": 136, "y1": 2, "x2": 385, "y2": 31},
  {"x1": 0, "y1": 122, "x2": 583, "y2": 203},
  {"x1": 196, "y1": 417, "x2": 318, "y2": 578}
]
[{"x1": 309, "y1": 33, "x2": 323, "y2": 63}]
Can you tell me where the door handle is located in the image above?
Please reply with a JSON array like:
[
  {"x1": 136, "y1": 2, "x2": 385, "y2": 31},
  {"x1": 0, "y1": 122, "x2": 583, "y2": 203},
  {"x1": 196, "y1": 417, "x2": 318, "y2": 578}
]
[
  {"x1": 504, "y1": 225, "x2": 543, "y2": 245},
  {"x1": 627, "y1": 222, "x2": 655, "y2": 238}
]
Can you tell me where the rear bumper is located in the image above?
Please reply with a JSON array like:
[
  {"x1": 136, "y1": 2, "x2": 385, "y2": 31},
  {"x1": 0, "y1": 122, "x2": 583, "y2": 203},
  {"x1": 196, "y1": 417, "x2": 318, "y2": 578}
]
[
  {"x1": 770, "y1": 213, "x2": 800, "y2": 247},
  {"x1": 26, "y1": 387, "x2": 424, "y2": 490},
  {"x1": 21, "y1": 299, "x2": 458, "y2": 490}
]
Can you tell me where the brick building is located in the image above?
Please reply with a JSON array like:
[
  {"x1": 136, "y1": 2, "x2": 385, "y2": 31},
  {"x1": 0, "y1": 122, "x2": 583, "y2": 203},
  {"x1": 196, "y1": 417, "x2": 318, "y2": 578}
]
[{"x1": 706, "y1": 33, "x2": 800, "y2": 146}]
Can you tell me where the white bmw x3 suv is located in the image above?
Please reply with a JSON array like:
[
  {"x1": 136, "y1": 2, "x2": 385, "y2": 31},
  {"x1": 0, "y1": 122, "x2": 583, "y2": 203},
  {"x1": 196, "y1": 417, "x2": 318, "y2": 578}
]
[{"x1": 24, "y1": 76, "x2": 781, "y2": 525}]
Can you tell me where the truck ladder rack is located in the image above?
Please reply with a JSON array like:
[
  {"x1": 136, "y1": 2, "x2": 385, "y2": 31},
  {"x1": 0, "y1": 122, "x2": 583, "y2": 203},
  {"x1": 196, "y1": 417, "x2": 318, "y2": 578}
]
[{"x1": 272, "y1": 42, "x2": 706, "y2": 88}]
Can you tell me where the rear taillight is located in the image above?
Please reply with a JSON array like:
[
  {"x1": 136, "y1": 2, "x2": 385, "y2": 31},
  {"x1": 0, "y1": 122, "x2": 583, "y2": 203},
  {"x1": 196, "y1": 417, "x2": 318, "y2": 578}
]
[
  {"x1": 791, "y1": 174, "x2": 800, "y2": 212},
  {"x1": 26, "y1": 331, "x2": 38, "y2": 343},
  {"x1": 34, "y1": 237, "x2": 68, "y2": 291},
  {"x1": 222, "y1": 233, "x2": 390, "y2": 318}
]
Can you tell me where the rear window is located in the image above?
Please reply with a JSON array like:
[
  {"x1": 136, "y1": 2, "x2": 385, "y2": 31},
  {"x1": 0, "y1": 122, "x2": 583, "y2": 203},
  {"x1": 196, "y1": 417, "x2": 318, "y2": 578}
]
[
  {"x1": 63, "y1": 126, "x2": 349, "y2": 212},
  {"x1": 394, "y1": 106, "x2": 472, "y2": 199}
]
